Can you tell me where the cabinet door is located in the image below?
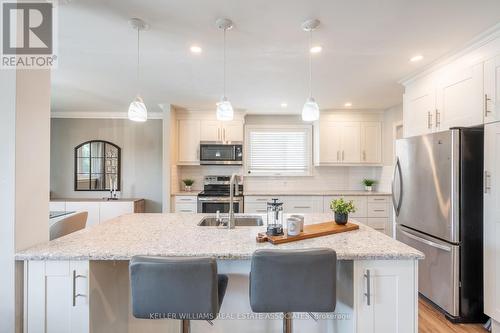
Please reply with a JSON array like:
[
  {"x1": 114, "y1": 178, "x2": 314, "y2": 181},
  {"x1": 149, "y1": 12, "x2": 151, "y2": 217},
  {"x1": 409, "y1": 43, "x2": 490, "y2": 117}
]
[
  {"x1": 360, "y1": 122, "x2": 382, "y2": 164},
  {"x1": 484, "y1": 56, "x2": 500, "y2": 124},
  {"x1": 222, "y1": 120, "x2": 244, "y2": 142},
  {"x1": 484, "y1": 122, "x2": 500, "y2": 322},
  {"x1": 318, "y1": 122, "x2": 343, "y2": 164},
  {"x1": 341, "y1": 122, "x2": 361, "y2": 163},
  {"x1": 437, "y1": 63, "x2": 484, "y2": 130},
  {"x1": 355, "y1": 260, "x2": 417, "y2": 333},
  {"x1": 403, "y1": 86, "x2": 435, "y2": 137},
  {"x1": 200, "y1": 120, "x2": 221, "y2": 141},
  {"x1": 283, "y1": 196, "x2": 323, "y2": 213},
  {"x1": 178, "y1": 119, "x2": 201, "y2": 164},
  {"x1": 27, "y1": 260, "x2": 89, "y2": 333},
  {"x1": 99, "y1": 201, "x2": 134, "y2": 223},
  {"x1": 65, "y1": 202, "x2": 100, "y2": 227}
]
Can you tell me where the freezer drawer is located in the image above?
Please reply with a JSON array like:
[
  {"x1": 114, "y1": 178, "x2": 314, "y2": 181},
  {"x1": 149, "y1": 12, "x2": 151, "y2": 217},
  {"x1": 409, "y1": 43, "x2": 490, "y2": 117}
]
[{"x1": 396, "y1": 225, "x2": 459, "y2": 317}]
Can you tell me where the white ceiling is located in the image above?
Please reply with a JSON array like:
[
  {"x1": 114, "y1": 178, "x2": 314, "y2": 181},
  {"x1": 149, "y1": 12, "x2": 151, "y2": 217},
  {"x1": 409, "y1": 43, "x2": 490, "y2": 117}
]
[{"x1": 52, "y1": 0, "x2": 500, "y2": 114}]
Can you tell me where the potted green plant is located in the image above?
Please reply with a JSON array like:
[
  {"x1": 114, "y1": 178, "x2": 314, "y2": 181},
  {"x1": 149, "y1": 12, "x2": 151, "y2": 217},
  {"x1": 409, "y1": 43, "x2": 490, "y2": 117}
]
[
  {"x1": 182, "y1": 179, "x2": 194, "y2": 192},
  {"x1": 362, "y1": 179, "x2": 377, "y2": 192},
  {"x1": 330, "y1": 198, "x2": 356, "y2": 225}
]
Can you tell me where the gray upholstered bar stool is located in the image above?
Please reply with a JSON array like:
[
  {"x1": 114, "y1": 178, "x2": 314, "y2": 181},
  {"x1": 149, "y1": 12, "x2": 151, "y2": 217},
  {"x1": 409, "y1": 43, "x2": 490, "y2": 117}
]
[
  {"x1": 249, "y1": 248, "x2": 337, "y2": 333},
  {"x1": 129, "y1": 256, "x2": 228, "y2": 333}
]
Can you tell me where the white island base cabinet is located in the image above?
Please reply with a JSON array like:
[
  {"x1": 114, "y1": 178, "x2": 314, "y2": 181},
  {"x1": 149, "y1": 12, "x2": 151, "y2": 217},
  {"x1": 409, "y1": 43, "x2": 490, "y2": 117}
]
[{"x1": 24, "y1": 259, "x2": 417, "y2": 333}]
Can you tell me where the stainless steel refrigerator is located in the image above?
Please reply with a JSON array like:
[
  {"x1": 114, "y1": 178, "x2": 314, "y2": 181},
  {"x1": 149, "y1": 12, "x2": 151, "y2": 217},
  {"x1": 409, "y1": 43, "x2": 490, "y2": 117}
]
[{"x1": 393, "y1": 128, "x2": 486, "y2": 323}]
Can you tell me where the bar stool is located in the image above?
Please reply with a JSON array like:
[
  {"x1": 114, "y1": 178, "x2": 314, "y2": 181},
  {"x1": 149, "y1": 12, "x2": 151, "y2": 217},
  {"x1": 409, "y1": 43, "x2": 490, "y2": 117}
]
[
  {"x1": 129, "y1": 256, "x2": 228, "y2": 333},
  {"x1": 249, "y1": 248, "x2": 337, "y2": 333}
]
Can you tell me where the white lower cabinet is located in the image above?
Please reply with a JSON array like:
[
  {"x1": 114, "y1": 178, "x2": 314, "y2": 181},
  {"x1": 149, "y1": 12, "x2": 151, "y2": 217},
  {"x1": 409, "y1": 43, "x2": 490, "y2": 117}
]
[
  {"x1": 26, "y1": 260, "x2": 89, "y2": 333},
  {"x1": 99, "y1": 201, "x2": 135, "y2": 223},
  {"x1": 282, "y1": 196, "x2": 323, "y2": 214},
  {"x1": 484, "y1": 122, "x2": 500, "y2": 323},
  {"x1": 355, "y1": 260, "x2": 417, "y2": 333},
  {"x1": 174, "y1": 195, "x2": 198, "y2": 213}
]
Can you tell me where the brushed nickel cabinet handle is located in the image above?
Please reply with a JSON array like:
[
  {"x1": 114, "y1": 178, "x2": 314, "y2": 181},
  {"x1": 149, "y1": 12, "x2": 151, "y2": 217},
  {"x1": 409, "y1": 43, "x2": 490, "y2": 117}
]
[
  {"x1": 427, "y1": 111, "x2": 433, "y2": 129},
  {"x1": 364, "y1": 269, "x2": 371, "y2": 306},
  {"x1": 485, "y1": 171, "x2": 492, "y2": 193},
  {"x1": 72, "y1": 270, "x2": 86, "y2": 307},
  {"x1": 342, "y1": 151, "x2": 345, "y2": 161},
  {"x1": 363, "y1": 150, "x2": 366, "y2": 161},
  {"x1": 293, "y1": 206, "x2": 311, "y2": 209},
  {"x1": 435, "y1": 109, "x2": 440, "y2": 128},
  {"x1": 485, "y1": 94, "x2": 492, "y2": 116},
  {"x1": 337, "y1": 151, "x2": 340, "y2": 162}
]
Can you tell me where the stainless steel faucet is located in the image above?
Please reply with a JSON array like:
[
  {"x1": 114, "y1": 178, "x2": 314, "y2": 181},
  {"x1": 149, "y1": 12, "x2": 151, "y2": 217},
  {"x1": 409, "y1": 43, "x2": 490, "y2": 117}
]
[{"x1": 228, "y1": 173, "x2": 240, "y2": 229}]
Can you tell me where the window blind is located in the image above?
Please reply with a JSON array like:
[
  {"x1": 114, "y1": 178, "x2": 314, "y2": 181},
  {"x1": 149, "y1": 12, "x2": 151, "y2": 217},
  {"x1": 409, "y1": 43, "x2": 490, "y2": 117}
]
[{"x1": 246, "y1": 126, "x2": 311, "y2": 176}]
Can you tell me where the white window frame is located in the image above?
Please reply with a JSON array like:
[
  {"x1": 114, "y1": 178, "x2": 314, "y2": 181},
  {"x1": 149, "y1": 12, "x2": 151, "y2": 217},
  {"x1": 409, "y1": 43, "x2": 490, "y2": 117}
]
[{"x1": 244, "y1": 124, "x2": 313, "y2": 177}]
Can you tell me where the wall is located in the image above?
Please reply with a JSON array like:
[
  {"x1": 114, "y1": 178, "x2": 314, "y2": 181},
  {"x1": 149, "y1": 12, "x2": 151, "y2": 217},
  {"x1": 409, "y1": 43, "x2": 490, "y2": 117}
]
[
  {"x1": 50, "y1": 118, "x2": 163, "y2": 212},
  {"x1": 377, "y1": 104, "x2": 403, "y2": 192}
]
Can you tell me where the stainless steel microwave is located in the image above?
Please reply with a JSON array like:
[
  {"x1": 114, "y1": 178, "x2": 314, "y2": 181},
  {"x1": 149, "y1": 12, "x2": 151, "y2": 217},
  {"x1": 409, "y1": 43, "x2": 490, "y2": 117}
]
[{"x1": 200, "y1": 141, "x2": 243, "y2": 165}]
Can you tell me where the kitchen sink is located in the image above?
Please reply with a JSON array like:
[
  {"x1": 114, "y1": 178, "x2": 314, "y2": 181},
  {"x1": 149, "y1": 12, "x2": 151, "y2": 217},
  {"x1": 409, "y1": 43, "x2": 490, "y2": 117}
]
[{"x1": 198, "y1": 215, "x2": 264, "y2": 227}]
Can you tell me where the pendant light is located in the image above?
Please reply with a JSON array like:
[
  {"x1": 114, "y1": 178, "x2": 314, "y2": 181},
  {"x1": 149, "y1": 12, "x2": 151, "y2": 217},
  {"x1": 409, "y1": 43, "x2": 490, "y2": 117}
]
[
  {"x1": 301, "y1": 19, "x2": 320, "y2": 122},
  {"x1": 128, "y1": 18, "x2": 148, "y2": 122},
  {"x1": 216, "y1": 18, "x2": 234, "y2": 121}
]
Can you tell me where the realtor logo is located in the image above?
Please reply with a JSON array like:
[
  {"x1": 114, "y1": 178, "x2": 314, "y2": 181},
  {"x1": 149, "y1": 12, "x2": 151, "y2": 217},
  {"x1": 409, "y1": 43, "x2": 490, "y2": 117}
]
[{"x1": 1, "y1": 1, "x2": 57, "y2": 68}]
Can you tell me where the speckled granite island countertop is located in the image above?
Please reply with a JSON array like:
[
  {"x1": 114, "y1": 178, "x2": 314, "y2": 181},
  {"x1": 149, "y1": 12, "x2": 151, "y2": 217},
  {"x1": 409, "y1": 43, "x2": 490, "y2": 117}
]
[{"x1": 15, "y1": 213, "x2": 423, "y2": 261}]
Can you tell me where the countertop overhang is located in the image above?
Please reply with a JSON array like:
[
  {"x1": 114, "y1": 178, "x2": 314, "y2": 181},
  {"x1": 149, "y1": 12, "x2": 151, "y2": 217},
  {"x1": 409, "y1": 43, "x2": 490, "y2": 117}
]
[{"x1": 16, "y1": 213, "x2": 423, "y2": 261}]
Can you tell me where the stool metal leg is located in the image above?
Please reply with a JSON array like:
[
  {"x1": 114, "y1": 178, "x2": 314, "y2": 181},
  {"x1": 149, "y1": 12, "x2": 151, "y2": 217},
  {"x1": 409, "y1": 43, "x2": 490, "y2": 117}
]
[
  {"x1": 283, "y1": 312, "x2": 292, "y2": 333},
  {"x1": 181, "y1": 319, "x2": 190, "y2": 333}
]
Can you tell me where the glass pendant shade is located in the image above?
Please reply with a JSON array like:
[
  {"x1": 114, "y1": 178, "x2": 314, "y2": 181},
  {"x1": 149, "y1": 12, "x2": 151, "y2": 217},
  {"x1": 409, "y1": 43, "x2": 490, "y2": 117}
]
[
  {"x1": 128, "y1": 96, "x2": 148, "y2": 122},
  {"x1": 216, "y1": 96, "x2": 234, "y2": 121},
  {"x1": 301, "y1": 97, "x2": 320, "y2": 121}
]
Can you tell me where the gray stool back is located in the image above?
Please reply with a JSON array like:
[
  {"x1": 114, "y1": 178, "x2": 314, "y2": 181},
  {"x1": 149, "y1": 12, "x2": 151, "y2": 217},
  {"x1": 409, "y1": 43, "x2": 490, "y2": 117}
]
[
  {"x1": 249, "y1": 248, "x2": 336, "y2": 332},
  {"x1": 130, "y1": 256, "x2": 228, "y2": 332}
]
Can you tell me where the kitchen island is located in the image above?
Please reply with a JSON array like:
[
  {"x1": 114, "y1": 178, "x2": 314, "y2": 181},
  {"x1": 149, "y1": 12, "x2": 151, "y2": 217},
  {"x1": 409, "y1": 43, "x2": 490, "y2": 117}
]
[{"x1": 17, "y1": 213, "x2": 423, "y2": 333}]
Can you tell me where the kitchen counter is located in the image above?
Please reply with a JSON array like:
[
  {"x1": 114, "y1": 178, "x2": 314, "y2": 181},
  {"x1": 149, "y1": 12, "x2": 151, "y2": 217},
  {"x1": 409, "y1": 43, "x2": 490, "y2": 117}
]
[
  {"x1": 244, "y1": 191, "x2": 391, "y2": 196},
  {"x1": 50, "y1": 198, "x2": 144, "y2": 202},
  {"x1": 16, "y1": 213, "x2": 422, "y2": 261}
]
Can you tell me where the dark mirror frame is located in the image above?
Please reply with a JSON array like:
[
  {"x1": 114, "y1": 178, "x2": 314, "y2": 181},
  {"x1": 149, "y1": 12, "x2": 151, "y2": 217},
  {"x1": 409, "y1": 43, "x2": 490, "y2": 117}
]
[{"x1": 74, "y1": 140, "x2": 121, "y2": 191}]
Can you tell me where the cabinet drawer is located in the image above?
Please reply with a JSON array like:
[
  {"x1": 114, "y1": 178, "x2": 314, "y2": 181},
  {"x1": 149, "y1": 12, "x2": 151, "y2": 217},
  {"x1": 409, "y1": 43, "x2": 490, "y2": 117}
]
[
  {"x1": 245, "y1": 196, "x2": 274, "y2": 204},
  {"x1": 175, "y1": 203, "x2": 197, "y2": 213},
  {"x1": 367, "y1": 203, "x2": 389, "y2": 217},
  {"x1": 244, "y1": 202, "x2": 267, "y2": 214},
  {"x1": 175, "y1": 196, "x2": 197, "y2": 204},
  {"x1": 367, "y1": 218, "x2": 388, "y2": 231},
  {"x1": 367, "y1": 196, "x2": 390, "y2": 203}
]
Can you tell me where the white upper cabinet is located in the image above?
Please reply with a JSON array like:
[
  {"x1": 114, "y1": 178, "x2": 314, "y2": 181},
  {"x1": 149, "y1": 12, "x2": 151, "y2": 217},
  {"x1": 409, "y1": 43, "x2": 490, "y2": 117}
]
[
  {"x1": 403, "y1": 79, "x2": 436, "y2": 137},
  {"x1": 177, "y1": 119, "x2": 201, "y2": 165},
  {"x1": 200, "y1": 120, "x2": 244, "y2": 142},
  {"x1": 314, "y1": 113, "x2": 382, "y2": 166},
  {"x1": 360, "y1": 122, "x2": 382, "y2": 164},
  {"x1": 484, "y1": 55, "x2": 500, "y2": 123},
  {"x1": 436, "y1": 62, "x2": 484, "y2": 130}
]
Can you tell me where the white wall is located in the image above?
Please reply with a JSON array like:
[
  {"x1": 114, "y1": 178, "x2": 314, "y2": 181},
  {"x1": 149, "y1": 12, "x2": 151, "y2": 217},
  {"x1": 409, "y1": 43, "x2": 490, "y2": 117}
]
[{"x1": 377, "y1": 104, "x2": 403, "y2": 192}]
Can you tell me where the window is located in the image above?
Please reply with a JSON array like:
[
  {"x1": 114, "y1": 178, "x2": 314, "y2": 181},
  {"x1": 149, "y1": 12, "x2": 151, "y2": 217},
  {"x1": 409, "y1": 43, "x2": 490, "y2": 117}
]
[
  {"x1": 245, "y1": 125, "x2": 312, "y2": 176},
  {"x1": 74, "y1": 140, "x2": 121, "y2": 191}
]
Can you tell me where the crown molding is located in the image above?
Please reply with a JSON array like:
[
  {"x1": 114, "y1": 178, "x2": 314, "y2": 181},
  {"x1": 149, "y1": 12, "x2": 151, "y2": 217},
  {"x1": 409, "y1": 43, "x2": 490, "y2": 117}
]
[
  {"x1": 399, "y1": 22, "x2": 500, "y2": 85},
  {"x1": 51, "y1": 111, "x2": 164, "y2": 119}
]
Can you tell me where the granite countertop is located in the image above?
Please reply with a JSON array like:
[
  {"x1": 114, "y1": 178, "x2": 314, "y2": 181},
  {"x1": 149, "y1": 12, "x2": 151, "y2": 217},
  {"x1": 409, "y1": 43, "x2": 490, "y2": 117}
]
[
  {"x1": 16, "y1": 213, "x2": 423, "y2": 261},
  {"x1": 50, "y1": 198, "x2": 144, "y2": 202},
  {"x1": 243, "y1": 191, "x2": 392, "y2": 196}
]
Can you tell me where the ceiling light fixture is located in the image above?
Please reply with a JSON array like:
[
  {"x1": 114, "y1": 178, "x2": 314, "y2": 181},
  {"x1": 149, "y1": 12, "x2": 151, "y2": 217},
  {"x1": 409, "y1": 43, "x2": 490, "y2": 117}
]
[
  {"x1": 128, "y1": 18, "x2": 148, "y2": 122},
  {"x1": 301, "y1": 19, "x2": 321, "y2": 122},
  {"x1": 215, "y1": 18, "x2": 234, "y2": 121},
  {"x1": 280, "y1": 102, "x2": 288, "y2": 108},
  {"x1": 410, "y1": 55, "x2": 423, "y2": 62},
  {"x1": 344, "y1": 102, "x2": 352, "y2": 107},
  {"x1": 310, "y1": 45, "x2": 322, "y2": 53},
  {"x1": 190, "y1": 45, "x2": 202, "y2": 54}
]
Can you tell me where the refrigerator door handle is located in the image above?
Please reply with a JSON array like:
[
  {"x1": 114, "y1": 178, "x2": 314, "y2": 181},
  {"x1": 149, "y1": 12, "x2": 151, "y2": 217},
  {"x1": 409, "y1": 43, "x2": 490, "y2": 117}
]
[
  {"x1": 392, "y1": 157, "x2": 403, "y2": 216},
  {"x1": 399, "y1": 228, "x2": 452, "y2": 252}
]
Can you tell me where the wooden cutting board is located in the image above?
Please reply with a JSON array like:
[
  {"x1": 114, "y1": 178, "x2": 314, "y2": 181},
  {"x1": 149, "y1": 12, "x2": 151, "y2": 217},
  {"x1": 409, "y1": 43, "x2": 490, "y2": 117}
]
[{"x1": 256, "y1": 221, "x2": 359, "y2": 245}]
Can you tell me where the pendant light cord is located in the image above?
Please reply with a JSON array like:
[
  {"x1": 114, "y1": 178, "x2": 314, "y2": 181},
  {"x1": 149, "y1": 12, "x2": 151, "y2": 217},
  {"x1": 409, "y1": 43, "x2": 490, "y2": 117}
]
[
  {"x1": 136, "y1": 27, "x2": 140, "y2": 97},
  {"x1": 309, "y1": 30, "x2": 312, "y2": 98},
  {"x1": 223, "y1": 27, "x2": 227, "y2": 98}
]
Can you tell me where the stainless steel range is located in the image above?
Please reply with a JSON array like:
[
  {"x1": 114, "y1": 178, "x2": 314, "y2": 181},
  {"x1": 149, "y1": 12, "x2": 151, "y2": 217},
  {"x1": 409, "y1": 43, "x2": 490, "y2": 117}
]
[{"x1": 197, "y1": 176, "x2": 243, "y2": 213}]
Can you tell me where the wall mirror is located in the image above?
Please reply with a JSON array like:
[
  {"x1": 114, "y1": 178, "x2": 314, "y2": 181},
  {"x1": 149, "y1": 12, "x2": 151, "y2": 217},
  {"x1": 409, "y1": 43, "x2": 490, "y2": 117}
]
[{"x1": 74, "y1": 140, "x2": 121, "y2": 191}]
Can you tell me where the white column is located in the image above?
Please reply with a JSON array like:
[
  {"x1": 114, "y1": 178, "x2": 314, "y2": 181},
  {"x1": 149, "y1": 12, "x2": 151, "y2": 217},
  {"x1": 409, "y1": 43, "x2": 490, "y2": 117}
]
[{"x1": 161, "y1": 104, "x2": 173, "y2": 212}]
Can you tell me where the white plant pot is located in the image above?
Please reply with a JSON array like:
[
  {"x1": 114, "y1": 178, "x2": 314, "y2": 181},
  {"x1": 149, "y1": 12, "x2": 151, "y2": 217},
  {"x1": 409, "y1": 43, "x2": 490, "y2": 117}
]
[
  {"x1": 365, "y1": 186, "x2": 373, "y2": 192},
  {"x1": 184, "y1": 185, "x2": 192, "y2": 192}
]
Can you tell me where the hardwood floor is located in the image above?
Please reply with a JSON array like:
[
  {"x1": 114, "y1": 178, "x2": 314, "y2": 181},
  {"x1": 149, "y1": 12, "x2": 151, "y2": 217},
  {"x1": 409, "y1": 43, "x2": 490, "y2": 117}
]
[{"x1": 419, "y1": 297, "x2": 487, "y2": 333}]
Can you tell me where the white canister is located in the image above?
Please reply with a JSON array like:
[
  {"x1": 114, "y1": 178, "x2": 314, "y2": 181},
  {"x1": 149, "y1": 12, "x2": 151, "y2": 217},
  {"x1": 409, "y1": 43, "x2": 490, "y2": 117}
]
[
  {"x1": 287, "y1": 217, "x2": 302, "y2": 236},
  {"x1": 290, "y1": 215, "x2": 304, "y2": 232}
]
